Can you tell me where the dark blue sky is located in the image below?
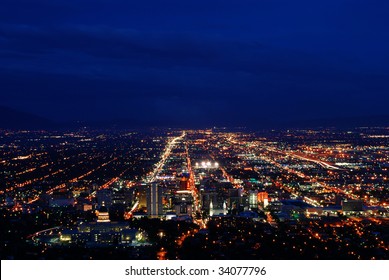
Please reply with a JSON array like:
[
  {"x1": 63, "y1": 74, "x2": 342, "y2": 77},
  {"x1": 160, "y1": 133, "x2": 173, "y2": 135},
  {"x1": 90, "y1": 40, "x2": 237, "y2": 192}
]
[{"x1": 1, "y1": 0, "x2": 389, "y2": 126}]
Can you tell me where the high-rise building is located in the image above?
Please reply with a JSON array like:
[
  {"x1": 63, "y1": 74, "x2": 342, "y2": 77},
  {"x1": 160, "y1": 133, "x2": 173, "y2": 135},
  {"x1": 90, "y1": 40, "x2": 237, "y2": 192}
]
[
  {"x1": 147, "y1": 183, "x2": 163, "y2": 217},
  {"x1": 249, "y1": 190, "x2": 258, "y2": 209}
]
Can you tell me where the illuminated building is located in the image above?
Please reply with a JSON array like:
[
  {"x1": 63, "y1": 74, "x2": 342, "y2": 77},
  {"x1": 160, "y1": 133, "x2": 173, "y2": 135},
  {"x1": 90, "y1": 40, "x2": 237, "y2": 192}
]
[
  {"x1": 249, "y1": 190, "x2": 258, "y2": 209},
  {"x1": 147, "y1": 182, "x2": 163, "y2": 217},
  {"x1": 209, "y1": 200, "x2": 214, "y2": 216},
  {"x1": 174, "y1": 190, "x2": 193, "y2": 216},
  {"x1": 258, "y1": 192, "x2": 269, "y2": 207},
  {"x1": 96, "y1": 202, "x2": 110, "y2": 222},
  {"x1": 209, "y1": 200, "x2": 227, "y2": 216},
  {"x1": 59, "y1": 204, "x2": 147, "y2": 246},
  {"x1": 135, "y1": 184, "x2": 149, "y2": 209},
  {"x1": 179, "y1": 176, "x2": 190, "y2": 191}
]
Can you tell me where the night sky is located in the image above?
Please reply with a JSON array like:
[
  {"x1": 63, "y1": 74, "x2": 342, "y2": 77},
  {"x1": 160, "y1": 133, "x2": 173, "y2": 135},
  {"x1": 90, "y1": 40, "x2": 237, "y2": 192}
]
[{"x1": 1, "y1": 0, "x2": 389, "y2": 127}]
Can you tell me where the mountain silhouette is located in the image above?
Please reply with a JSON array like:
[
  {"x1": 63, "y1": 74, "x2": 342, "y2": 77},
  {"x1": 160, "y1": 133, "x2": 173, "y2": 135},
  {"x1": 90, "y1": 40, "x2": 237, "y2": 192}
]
[
  {"x1": 0, "y1": 106, "x2": 55, "y2": 130},
  {"x1": 1, "y1": 106, "x2": 389, "y2": 130}
]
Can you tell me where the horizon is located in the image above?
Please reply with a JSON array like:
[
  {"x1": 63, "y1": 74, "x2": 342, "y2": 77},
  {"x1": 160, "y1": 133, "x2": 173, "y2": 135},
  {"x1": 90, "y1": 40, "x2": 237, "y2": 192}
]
[{"x1": 2, "y1": 104, "x2": 389, "y2": 130}]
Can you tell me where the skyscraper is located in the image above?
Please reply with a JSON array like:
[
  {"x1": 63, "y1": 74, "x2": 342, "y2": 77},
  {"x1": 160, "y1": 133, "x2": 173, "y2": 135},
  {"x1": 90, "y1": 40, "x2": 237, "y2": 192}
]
[
  {"x1": 147, "y1": 183, "x2": 163, "y2": 217},
  {"x1": 249, "y1": 190, "x2": 258, "y2": 210}
]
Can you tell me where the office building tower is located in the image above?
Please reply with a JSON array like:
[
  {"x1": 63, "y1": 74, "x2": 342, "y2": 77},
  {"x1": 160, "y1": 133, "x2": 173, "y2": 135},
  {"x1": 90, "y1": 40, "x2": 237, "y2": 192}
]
[{"x1": 147, "y1": 183, "x2": 163, "y2": 217}]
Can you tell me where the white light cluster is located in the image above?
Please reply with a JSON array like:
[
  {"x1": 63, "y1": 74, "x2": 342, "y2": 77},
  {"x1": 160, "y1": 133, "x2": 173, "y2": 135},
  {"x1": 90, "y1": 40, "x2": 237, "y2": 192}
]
[{"x1": 195, "y1": 161, "x2": 219, "y2": 168}]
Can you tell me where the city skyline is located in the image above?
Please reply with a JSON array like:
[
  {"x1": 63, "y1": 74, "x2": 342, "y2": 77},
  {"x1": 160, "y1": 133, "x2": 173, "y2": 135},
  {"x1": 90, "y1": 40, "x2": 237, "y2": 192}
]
[
  {"x1": 1, "y1": 0, "x2": 388, "y2": 262},
  {"x1": 1, "y1": 127, "x2": 388, "y2": 260}
]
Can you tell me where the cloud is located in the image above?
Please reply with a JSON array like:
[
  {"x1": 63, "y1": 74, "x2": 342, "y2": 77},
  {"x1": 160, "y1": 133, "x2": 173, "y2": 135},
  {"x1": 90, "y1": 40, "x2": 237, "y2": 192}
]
[
  {"x1": 0, "y1": 22, "x2": 361, "y2": 84},
  {"x1": 1, "y1": 0, "x2": 389, "y2": 124},
  {"x1": 0, "y1": 23, "x2": 220, "y2": 61}
]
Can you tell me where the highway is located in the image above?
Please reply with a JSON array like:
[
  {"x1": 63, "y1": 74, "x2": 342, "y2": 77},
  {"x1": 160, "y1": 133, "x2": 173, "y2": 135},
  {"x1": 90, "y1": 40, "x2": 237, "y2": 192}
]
[{"x1": 286, "y1": 152, "x2": 344, "y2": 170}]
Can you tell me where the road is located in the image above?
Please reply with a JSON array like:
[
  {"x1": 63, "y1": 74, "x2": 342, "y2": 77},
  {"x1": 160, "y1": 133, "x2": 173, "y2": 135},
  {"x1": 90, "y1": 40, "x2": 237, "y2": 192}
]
[
  {"x1": 286, "y1": 152, "x2": 344, "y2": 170},
  {"x1": 146, "y1": 131, "x2": 186, "y2": 183}
]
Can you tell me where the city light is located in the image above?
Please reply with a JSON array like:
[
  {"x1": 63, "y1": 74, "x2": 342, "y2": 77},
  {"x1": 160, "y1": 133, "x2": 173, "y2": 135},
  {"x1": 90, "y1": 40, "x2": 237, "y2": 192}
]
[{"x1": 0, "y1": 128, "x2": 388, "y2": 260}]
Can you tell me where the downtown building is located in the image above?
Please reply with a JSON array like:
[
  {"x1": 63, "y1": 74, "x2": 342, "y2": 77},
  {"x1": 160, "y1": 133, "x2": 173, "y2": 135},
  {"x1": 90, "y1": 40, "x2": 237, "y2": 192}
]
[
  {"x1": 147, "y1": 182, "x2": 164, "y2": 218},
  {"x1": 59, "y1": 203, "x2": 147, "y2": 246}
]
